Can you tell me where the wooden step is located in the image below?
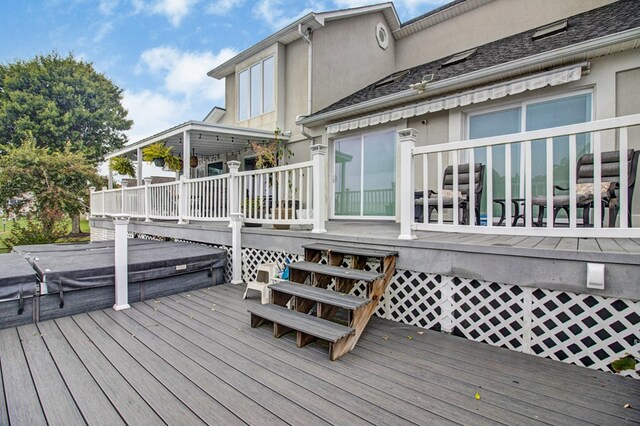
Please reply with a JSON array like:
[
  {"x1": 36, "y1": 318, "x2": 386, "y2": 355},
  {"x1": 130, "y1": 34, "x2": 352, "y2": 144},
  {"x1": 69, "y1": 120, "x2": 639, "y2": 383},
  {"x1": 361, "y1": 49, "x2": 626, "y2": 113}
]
[
  {"x1": 270, "y1": 282, "x2": 371, "y2": 310},
  {"x1": 302, "y1": 243, "x2": 398, "y2": 259},
  {"x1": 248, "y1": 303, "x2": 354, "y2": 342},
  {"x1": 288, "y1": 261, "x2": 383, "y2": 282}
]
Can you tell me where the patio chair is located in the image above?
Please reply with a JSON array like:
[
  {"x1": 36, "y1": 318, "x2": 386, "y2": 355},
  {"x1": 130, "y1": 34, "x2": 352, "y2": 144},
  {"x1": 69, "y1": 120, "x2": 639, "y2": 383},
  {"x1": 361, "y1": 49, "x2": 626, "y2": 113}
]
[
  {"x1": 533, "y1": 149, "x2": 639, "y2": 227},
  {"x1": 416, "y1": 163, "x2": 485, "y2": 225}
]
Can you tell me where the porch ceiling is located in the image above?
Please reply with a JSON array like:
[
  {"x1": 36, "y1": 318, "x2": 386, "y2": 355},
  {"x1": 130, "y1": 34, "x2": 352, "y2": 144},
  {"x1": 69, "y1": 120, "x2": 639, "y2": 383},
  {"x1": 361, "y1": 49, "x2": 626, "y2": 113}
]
[{"x1": 106, "y1": 121, "x2": 288, "y2": 160}]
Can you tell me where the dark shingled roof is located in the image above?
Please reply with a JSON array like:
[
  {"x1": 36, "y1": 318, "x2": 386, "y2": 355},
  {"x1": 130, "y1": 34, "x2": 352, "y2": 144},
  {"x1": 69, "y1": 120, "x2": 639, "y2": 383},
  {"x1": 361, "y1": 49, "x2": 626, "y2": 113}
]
[{"x1": 311, "y1": 0, "x2": 640, "y2": 120}]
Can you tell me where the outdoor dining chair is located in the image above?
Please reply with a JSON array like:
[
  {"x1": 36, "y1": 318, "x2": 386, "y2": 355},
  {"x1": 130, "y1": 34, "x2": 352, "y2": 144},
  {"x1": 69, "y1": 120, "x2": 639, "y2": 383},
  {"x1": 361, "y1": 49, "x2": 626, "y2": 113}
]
[{"x1": 532, "y1": 149, "x2": 639, "y2": 227}]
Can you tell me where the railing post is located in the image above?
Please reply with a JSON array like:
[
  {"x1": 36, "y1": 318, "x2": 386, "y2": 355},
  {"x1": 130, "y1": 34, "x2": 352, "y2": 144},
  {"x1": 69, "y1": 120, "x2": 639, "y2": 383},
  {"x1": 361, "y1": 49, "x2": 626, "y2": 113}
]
[
  {"x1": 89, "y1": 187, "x2": 96, "y2": 217},
  {"x1": 101, "y1": 186, "x2": 107, "y2": 217},
  {"x1": 113, "y1": 215, "x2": 130, "y2": 311},
  {"x1": 398, "y1": 128, "x2": 418, "y2": 240},
  {"x1": 227, "y1": 160, "x2": 241, "y2": 226},
  {"x1": 143, "y1": 177, "x2": 152, "y2": 222},
  {"x1": 226, "y1": 160, "x2": 243, "y2": 284},
  {"x1": 310, "y1": 144, "x2": 327, "y2": 233},
  {"x1": 177, "y1": 176, "x2": 188, "y2": 224},
  {"x1": 121, "y1": 181, "x2": 127, "y2": 214}
]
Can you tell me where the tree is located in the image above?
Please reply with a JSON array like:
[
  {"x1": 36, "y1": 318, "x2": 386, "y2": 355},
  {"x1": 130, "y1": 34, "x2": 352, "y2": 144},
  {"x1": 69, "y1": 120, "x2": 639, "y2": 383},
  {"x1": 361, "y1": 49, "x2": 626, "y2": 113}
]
[
  {"x1": 0, "y1": 139, "x2": 103, "y2": 241},
  {"x1": 0, "y1": 53, "x2": 132, "y2": 165}
]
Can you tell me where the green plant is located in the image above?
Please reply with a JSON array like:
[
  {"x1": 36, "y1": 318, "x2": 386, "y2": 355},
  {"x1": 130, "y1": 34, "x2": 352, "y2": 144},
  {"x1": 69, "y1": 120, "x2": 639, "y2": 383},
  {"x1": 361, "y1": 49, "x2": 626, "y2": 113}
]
[
  {"x1": 4, "y1": 211, "x2": 67, "y2": 250},
  {"x1": 142, "y1": 142, "x2": 181, "y2": 171},
  {"x1": 250, "y1": 128, "x2": 293, "y2": 169},
  {"x1": 109, "y1": 156, "x2": 136, "y2": 177},
  {"x1": 611, "y1": 355, "x2": 637, "y2": 373}
]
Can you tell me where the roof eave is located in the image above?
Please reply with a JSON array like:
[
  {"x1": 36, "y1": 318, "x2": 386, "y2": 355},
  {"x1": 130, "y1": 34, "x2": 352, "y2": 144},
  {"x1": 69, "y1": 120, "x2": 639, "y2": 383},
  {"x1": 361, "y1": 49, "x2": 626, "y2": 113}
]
[
  {"x1": 298, "y1": 27, "x2": 640, "y2": 127},
  {"x1": 106, "y1": 121, "x2": 287, "y2": 159}
]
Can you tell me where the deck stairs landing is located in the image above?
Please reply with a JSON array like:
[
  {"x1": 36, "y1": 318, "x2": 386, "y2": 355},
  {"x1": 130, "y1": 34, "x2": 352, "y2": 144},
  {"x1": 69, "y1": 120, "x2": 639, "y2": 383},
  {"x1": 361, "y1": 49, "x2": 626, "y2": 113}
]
[{"x1": 248, "y1": 243, "x2": 397, "y2": 360}]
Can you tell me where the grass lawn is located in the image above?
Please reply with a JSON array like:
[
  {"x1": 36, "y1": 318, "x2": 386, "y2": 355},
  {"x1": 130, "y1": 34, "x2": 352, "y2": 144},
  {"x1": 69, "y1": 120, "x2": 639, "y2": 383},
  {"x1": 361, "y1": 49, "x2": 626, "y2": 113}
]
[{"x1": 0, "y1": 217, "x2": 90, "y2": 253}]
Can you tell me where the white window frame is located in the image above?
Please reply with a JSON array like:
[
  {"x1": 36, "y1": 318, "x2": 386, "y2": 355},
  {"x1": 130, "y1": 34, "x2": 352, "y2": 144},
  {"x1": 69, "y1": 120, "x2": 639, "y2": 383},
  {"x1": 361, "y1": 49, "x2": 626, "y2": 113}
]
[
  {"x1": 329, "y1": 128, "x2": 397, "y2": 220},
  {"x1": 237, "y1": 55, "x2": 275, "y2": 121},
  {"x1": 463, "y1": 88, "x2": 594, "y2": 197}
]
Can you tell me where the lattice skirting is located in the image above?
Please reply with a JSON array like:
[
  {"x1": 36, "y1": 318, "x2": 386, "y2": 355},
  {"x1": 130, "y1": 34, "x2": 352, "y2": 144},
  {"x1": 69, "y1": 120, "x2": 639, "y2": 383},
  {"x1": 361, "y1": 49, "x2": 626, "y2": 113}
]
[{"x1": 93, "y1": 229, "x2": 640, "y2": 378}]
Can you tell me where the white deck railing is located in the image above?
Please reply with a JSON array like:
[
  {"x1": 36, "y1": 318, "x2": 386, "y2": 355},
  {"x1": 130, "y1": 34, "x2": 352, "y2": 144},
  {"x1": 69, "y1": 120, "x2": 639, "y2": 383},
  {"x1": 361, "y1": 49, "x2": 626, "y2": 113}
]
[
  {"x1": 398, "y1": 114, "x2": 640, "y2": 238},
  {"x1": 90, "y1": 146, "x2": 327, "y2": 231}
]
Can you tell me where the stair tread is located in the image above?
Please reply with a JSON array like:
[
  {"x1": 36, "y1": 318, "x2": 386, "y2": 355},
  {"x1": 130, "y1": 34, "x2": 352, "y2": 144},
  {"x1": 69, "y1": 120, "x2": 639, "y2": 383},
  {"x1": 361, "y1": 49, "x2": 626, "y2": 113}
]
[
  {"x1": 289, "y1": 261, "x2": 383, "y2": 282},
  {"x1": 270, "y1": 282, "x2": 371, "y2": 310},
  {"x1": 303, "y1": 243, "x2": 398, "y2": 259},
  {"x1": 248, "y1": 303, "x2": 354, "y2": 342}
]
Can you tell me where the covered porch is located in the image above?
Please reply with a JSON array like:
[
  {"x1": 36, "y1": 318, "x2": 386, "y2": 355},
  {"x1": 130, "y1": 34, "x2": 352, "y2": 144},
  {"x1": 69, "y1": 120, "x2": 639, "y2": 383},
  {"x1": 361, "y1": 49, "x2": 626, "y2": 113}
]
[{"x1": 104, "y1": 121, "x2": 290, "y2": 188}]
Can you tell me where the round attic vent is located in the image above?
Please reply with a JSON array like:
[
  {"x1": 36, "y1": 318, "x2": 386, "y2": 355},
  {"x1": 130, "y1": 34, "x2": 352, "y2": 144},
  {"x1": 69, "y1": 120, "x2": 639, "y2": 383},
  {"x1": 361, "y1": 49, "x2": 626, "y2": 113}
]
[{"x1": 376, "y1": 23, "x2": 389, "y2": 50}]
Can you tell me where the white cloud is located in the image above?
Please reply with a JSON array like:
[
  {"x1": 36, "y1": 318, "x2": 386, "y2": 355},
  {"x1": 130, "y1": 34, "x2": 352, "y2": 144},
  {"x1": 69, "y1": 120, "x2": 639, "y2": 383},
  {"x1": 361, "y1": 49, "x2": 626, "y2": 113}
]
[
  {"x1": 138, "y1": 45, "x2": 237, "y2": 101},
  {"x1": 99, "y1": 0, "x2": 119, "y2": 15},
  {"x1": 132, "y1": 0, "x2": 199, "y2": 27},
  {"x1": 206, "y1": 0, "x2": 245, "y2": 16},
  {"x1": 253, "y1": 0, "x2": 324, "y2": 30},
  {"x1": 93, "y1": 21, "x2": 114, "y2": 42},
  {"x1": 124, "y1": 46, "x2": 238, "y2": 142}
]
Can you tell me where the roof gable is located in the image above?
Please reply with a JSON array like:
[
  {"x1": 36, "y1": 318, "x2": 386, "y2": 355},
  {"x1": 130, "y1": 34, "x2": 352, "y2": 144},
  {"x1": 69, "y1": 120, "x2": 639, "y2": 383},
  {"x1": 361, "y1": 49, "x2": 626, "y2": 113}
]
[{"x1": 305, "y1": 0, "x2": 640, "y2": 124}]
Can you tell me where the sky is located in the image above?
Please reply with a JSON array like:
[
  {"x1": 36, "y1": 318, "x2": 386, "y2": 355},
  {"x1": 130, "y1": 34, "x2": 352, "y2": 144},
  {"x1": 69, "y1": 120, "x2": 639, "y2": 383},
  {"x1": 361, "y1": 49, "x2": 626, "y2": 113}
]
[{"x1": 0, "y1": 0, "x2": 449, "y2": 144}]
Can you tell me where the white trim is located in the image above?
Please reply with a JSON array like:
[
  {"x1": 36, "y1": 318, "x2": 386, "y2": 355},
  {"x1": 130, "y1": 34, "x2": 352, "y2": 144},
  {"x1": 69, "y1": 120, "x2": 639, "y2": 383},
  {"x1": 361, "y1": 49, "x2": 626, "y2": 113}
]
[{"x1": 326, "y1": 65, "x2": 584, "y2": 134}]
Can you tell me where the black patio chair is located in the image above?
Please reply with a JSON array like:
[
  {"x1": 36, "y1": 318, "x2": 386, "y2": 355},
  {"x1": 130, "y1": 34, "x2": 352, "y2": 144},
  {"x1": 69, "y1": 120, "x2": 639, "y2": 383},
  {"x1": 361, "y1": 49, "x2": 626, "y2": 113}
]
[
  {"x1": 416, "y1": 163, "x2": 485, "y2": 225},
  {"x1": 533, "y1": 149, "x2": 639, "y2": 227}
]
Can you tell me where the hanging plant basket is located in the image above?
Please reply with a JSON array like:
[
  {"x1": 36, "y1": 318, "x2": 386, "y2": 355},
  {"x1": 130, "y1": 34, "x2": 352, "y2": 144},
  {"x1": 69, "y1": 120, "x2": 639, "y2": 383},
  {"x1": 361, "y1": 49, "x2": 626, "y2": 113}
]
[
  {"x1": 190, "y1": 156, "x2": 198, "y2": 168},
  {"x1": 153, "y1": 158, "x2": 165, "y2": 167}
]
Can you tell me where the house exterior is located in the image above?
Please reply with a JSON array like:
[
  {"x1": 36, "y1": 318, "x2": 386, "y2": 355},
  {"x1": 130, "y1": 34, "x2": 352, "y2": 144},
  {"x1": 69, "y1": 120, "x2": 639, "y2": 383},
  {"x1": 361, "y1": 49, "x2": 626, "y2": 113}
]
[
  {"x1": 195, "y1": 0, "x2": 638, "y2": 223},
  {"x1": 95, "y1": 0, "x2": 640, "y2": 377}
]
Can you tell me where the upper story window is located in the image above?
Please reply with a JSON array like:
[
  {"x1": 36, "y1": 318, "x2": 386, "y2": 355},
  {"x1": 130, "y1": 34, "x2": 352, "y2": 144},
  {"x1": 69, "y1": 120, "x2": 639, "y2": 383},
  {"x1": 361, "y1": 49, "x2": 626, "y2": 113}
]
[{"x1": 238, "y1": 56, "x2": 275, "y2": 121}]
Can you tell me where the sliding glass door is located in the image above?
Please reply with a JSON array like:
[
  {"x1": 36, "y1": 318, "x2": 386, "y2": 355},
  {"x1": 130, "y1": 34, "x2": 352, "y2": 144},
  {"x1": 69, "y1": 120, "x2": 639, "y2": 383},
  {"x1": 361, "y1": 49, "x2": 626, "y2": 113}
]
[{"x1": 333, "y1": 130, "x2": 396, "y2": 218}]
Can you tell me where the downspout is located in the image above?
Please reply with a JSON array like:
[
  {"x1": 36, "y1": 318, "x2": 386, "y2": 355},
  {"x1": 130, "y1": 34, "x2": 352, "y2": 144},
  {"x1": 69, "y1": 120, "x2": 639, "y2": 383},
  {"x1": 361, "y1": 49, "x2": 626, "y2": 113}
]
[{"x1": 298, "y1": 24, "x2": 314, "y2": 142}]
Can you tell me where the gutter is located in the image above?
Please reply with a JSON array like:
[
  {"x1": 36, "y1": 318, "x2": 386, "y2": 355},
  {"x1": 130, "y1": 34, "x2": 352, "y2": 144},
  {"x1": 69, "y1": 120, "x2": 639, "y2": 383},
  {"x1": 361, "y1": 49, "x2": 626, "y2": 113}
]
[
  {"x1": 297, "y1": 27, "x2": 640, "y2": 127},
  {"x1": 298, "y1": 24, "x2": 314, "y2": 142}
]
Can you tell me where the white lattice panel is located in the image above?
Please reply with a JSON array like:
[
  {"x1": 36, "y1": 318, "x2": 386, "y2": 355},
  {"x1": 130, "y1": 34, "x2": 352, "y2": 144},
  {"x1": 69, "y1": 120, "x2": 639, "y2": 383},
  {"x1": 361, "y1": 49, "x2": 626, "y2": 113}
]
[
  {"x1": 530, "y1": 289, "x2": 640, "y2": 373},
  {"x1": 385, "y1": 270, "x2": 441, "y2": 330},
  {"x1": 241, "y1": 248, "x2": 303, "y2": 283},
  {"x1": 90, "y1": 226, "x2": 114, "y2": 242},
  {"x1": 451, "y1": 278, "x2": 526, "y2": 351}
]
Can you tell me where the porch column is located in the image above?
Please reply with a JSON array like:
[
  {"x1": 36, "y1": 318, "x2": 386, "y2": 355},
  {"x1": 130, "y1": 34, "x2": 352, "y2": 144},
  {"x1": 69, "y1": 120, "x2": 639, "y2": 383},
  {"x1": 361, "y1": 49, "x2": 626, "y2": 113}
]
[
  {"x1": 136, "y1": 147, "x2": 143, "y2": 186},
  {"x1": 113, "y1": 215, "x2": 130, "y2": 311},
  {"x1": 143, "y1": 177, "x2": 152, "y2": 222},
  {"x1": 398, "y1": 128, "x2": 419, "y2": 240},
  {"x1": 177, "y1": 176, "x2": 188, "y2": 224},
  {"x1": 182, "y1": 130, "x2": 190, "y2": 178},
  {"x1": 227, "y1": 160, "x2": 241, "y2": 227},
  {"x1": 311, "y1": 144, "x2": 327, "y2": 233}
]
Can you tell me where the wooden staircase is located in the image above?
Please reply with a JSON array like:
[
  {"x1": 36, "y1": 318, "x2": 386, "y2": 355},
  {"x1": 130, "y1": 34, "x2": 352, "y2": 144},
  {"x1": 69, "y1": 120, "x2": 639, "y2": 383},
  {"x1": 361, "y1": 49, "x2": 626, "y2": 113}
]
[{"x1": 248, "y1": 243, "x2": 397, "y2": 360}]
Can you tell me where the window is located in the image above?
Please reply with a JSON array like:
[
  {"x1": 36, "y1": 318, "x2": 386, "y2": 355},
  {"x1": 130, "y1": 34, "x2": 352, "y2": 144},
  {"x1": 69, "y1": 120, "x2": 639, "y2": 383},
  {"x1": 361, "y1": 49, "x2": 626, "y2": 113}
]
[
  {"x1": 238, "y1": 56, "x2": 275, "y2": 121},
  {"x1": 468, "y1": 91, "x2": 592, "y2": 217}
]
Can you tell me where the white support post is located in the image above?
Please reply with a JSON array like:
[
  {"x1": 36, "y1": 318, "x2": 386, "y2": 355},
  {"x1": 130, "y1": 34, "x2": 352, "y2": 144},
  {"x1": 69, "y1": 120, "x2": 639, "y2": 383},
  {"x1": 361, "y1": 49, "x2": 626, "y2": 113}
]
[
  {"x1": 177, "y1": 176, "x2": 188, "y2": 224},
  {"x1": 182, "y1": 130, "x2": 190, "y2": 178},
  {"x1": 101, "y1": 187, "x2": 107, "y2": 217},
  {"x1": 113, "y1": 215, "x2": 130, "y2": 311},
  {"x1": 136, "y1": 147, "x2": 143, "y2": 186},
  {"x1": 144, "y1": 177, "x2": 152, "y2": 222},
  {"x1": 398, "y1": 128, "x2": 418, "y2": 240},
  {"x1": 227, "y1": 160, "x2": 241, "y2": 227},
  {"x1": 121, "y1": 181, "x2": 127, "y2": 214},
  {"x1": 310, "y1": 144, "x2": 327, "y2": 233},
  {"x1": 89, "y1": 187, "x2": 96, "y2": 217},
  {"x1": 230, "y1": 212, "x2": 244, "y2": 284}
]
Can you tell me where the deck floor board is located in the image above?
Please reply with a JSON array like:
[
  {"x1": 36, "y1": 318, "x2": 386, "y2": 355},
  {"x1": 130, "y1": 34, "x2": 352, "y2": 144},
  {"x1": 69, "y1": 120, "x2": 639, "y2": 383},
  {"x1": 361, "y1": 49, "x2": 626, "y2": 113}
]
[{"x1": 2, "y1": 283, "x2": 639, "y2": 426}]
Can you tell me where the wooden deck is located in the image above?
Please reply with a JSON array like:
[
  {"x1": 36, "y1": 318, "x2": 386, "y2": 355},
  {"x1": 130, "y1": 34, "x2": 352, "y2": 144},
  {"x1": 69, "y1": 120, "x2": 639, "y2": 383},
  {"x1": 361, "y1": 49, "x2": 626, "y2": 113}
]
[{"x1": 2, "y1": 283, "x2": 638, "y2": 425}]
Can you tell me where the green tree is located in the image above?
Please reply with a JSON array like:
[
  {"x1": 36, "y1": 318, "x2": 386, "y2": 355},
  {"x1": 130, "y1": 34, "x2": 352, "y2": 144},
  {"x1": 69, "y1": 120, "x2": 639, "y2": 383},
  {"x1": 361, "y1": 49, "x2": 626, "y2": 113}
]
[
  {"x1": 0, "y1": 139, "x2": 102, "y2": 240},
  {"x1": 0, "y1": 53, "x2": 132, "y2": 165}
]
